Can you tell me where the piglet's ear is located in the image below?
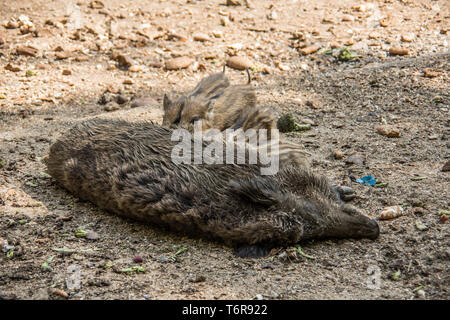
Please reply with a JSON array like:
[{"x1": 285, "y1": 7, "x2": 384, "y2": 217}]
[
  {"x1": 227, "y1": 176, "x2": 282, "y2": 207},
  {"x1": 163, "y1": 94, "x2": 172, "y2": 110}
]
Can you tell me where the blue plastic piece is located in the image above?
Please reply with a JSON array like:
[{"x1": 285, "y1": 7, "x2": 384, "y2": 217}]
[{"x1": 355, "y1": 175, "x2": 377, "y2": 186}]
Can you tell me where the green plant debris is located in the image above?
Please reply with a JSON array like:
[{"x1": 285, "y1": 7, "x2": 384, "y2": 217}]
[
  {"x1": 375, "y1": 182, "x2": 389, "y2": 188},
  {"x1": 39, "y1": 171, "x2": 51, "y2": 178},
  {"x1": 413, "y1": 285, "x2": 424, "y2": 292},
  {"x1": 277, "y1": 114, "x2": 311, "y2": 133},
  {"x1": 6, "y1": 250, "x2": 14, "y2": 258},
  {"x1": 52, "y1": 247, "x2": 100, "y2": 254},
  {"x1": 0, "y1": 93, "x2": 6, "y2": 99},
  {"x1": 411, "y1": 176, "x2": 427, "y2": 181},
  {"x1": 415, "y1": 220, "x2": 427, "y2": 231},
  {"x1": 41, "y1": 256, "x2": 55, "y2": 272},
  {"x1": 18, "y1": 219, "x2": 27, "y2": 225},
  {"x1": 120, "y1": 266, "x2": 145, "y2": 274},
  {"x1": 25, "y1": 70, "x2": 36, "y2": 77},
  {"x1": 392, "y1": 270, "x2": 401, "y2": 281},
  {"x1": 175, "y1": 247, "x2": 188, "y2": 256},
  {"x1": 25, "y1": 181, "x2": 38, "y2": 187},
  {"x1": 296, "y1": 246, "x2": 316, "y2": 259},
  {"x1": 75, "y1": 229, "x2": 88, "y2": 238},
  {"x1": 438, "y1": 210, "x2": 450, "y2": 216},
  {"x1": 103, "y1": 261, "x2": 113, "y2": 269},
  {"x1": 338, "y1": 47, "x2": 361, "y2": 61}
]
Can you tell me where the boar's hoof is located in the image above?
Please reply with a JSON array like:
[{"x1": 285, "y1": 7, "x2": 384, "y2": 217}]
[
  {"x1": 334, "y1": 185, "x2": 356, "y2": 202},
  {"x1": 234, "y1": 245, "x2": 269, "y2": 258}
]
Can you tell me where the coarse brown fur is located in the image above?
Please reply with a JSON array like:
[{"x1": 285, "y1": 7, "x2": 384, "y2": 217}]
[{"x1": 47, "y1": 119, "x2": 379, "y2": 257}]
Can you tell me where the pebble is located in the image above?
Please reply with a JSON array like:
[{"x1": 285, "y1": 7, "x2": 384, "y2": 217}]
[
  {"x1": 116, "y1": 94, "x2": 128, "y2": 104},
  {"x1": 55, "y1": 51, "x2": 71, "y2": 60},
  {"x1": 148, "y1": 61, "x2": 163, "y2": 68},
  {"x1": 123, "y1": 79, "x2": 134, "y2": 85},
  {"x1": 51, "y1": 288, "x2": 68, "y2": 298},
  {"x1": 401, "y1": 33, "x2": 415, "y2": 43},
  {"x1": 377, "y1": 125, "x2": 400, "y2": 138},
  {"x1": 74, "y1": 56, "x2": 89, "y2": 62},
  {"x1": 422, "y1": 68, "x2": 442, "y2": 78},
  {"x1": 133, "y1": 255, "x2": 144, "y2": 263},
  {"x1": 333, "y1": 150, "x2": 344, "y2": 160},
  {"x1": 165, "y1": 57, "x2": 194, "y2": 70},
  {"x1": 5, "y1": 63, "x2": 22, "y2": 72},
  {"x1": 255, "y1": 294, "x2": 264, "y2": 300},
  {"x1": 89, "y1": 1, "x2": 104, "y2": 9},
  {"x1": 131, "y1": 97, "x2": 157, "y2": 108},
  {"x1": 440, "y1": 215, "x2": 448, "y2": 224},
  {"x1": 388, "y1": 47, "x2": 409, "y2": 56},
  {"x1": 379, "y1": 206, "x2": 404, "y2": 220},
  {"x1": 299, "y1": 45, "x2": 319, "y2": 55},
  {"x1": 16, "y1": 45, "x2": 38, "y2": 57},
  {"x1": 226, "y1": 0, "x2": 241, "y2": 5},
  {"x1": 441, "y1": 160, "x2": 450, "y2": 172},
  {"x1": 62, "y1": 69, "x2": 72, "y2": 76},
  {"x1": 212, "y1": 30, "x2": 223, "y2": 38},
  {"x1": 345, "y1": 153, "x2": 365, "y2": 166},
  {"x1": 226, "y1": 56, "x2": 253, "y2": 70},
  {"x1": 104, "y1": 103, "x2": 120, "y2": 112},
  {"x1": 193, "y1": 33, "x2": 211, "y2": 42},
  {"x1": 86, "y1": 230, "x2": 99, "y2": 240},
  {"x1": 129, "y1": 65, "x2": 143, "y2": 72},
  {"x1": 115, "y1": 54, "x2": 135, "y2": 69},
  {"x1": 416, "y1": 289, "x2": 426, "y2": 299}
]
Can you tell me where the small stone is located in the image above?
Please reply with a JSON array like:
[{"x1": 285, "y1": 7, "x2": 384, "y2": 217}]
[
  {"x1": 5, "y1": 63, "x2": 22, "y2": 72},
  {"x1": 89, "y1": 1, "x2": 104, "y2": 9},
  {"x1": 190, "y1": 275, "x2": 206, "y2": 283},
  {"x1": 148, "y1": 60, "x2": 163, "y2": 68},
  {"x1": 226, "y1": 56, "x2": 253, "y2": 70},
  {"x1": 115, "y1": 54, "x2": 135, "y2": 69},
  {"x1": 129, "y1": 65, "x2": 143, "y2": 72},
  {"x1": 379, "y1": 206, "x2": 404, "y2": 220},
  {"x1": 86, "y1": 230, "x2": 99, "y2": 240},
  {"x1": 226, "y1": 0, "x2": 241, "y2": 6},
  {"x1": 212, "y1": 30, "x2": 223, "y2": 38},
  {"x1": 56, "y1": 51, "x2": 71, "y2": 60},
  {"x1": 423, "y1": 68, "x2": 442, "y2": 78},
  {"x1": 133, "y1": 255, "x2": 143, "y2": 263},
  {"x1": 388, "y1": 47, "x2": 409, "y2": 56},
  {"x1": 5, "y1": 20, "x2": 19, "y2": 29},
  {"x1": 441, "y1": 160, "x2": 450, "y2": 172},
  {"x1": 379, "y1": 17, "x2": 390, "y2": 27},
  {"x1": 116, "y1": 94, "x2": 128, "y2": 105},
  {"x1": 165, "y1": 57, "x2": 194, "y2": 70},
  {"x1": 123, "y1": 79, "x2": 134, "y2": 85},
  {"x1": 299, "y1": 45, "x2": 319, "y2": 55},
  {"x1": 342, "y1": 15, "x2": 355, "y2": 22},
  {"x1": 16, "y1": 45, "x2": 38, "y2": 57},
  {"x1": 255, "y1": 294, "x2": 264, "y2": 300},
  {"x1": 276, "y1": 62, "x2": 290, "y2": 71},
  {"x1": 333, "y1": 150, "x2": 344, "y2": 160},
  {"x1": 440, "y1": 214, "x2": 448, "y2": 224},
  {"x1": 193, "y1": 33, "x2": 211, "y2": 42},
  {"x1": 401, "y1": 33, "x2": 415, "y2": 43},
  {"x1": 377, "y1": 125, "x2": 400, "y2": 138},
  {"x1": 416, "y1": 289, "x2": 426, "y2": 299},
  {"x1": 131, "y1": 97, "x2": 157, "y2": 108},
  {"x1": 74, "y1": 56, "x2": 89, "y2": 62},
  {"x1": 345, "y1": 153, "x2": 365, "y2": 166},
  {"x1": 62, "y1": 69, "x2": 72, "y2": 76},
  {"x1": 104, "y1": 103, "x2": 120, "y2": 112},
  {"x1": 51, "y1": 288, "x2": 68, "y2": 298}
]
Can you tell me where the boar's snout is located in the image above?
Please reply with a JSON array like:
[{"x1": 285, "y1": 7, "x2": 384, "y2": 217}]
[{"x1": 366, "y1": 219, "x2": 380, "y2": 240}]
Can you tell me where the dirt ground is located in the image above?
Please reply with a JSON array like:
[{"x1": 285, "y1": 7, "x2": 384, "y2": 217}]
[{"x1": 0, "y1": 0, "x2": 449, "y2": 300}]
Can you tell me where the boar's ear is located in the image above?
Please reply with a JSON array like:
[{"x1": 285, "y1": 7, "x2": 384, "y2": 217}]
[
  {"x1": 163, "y1": 94, "x2": 172, "y2": 110},
  {"x1": 228, "y1": 177, "x2": 282, "y2": 207}
]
